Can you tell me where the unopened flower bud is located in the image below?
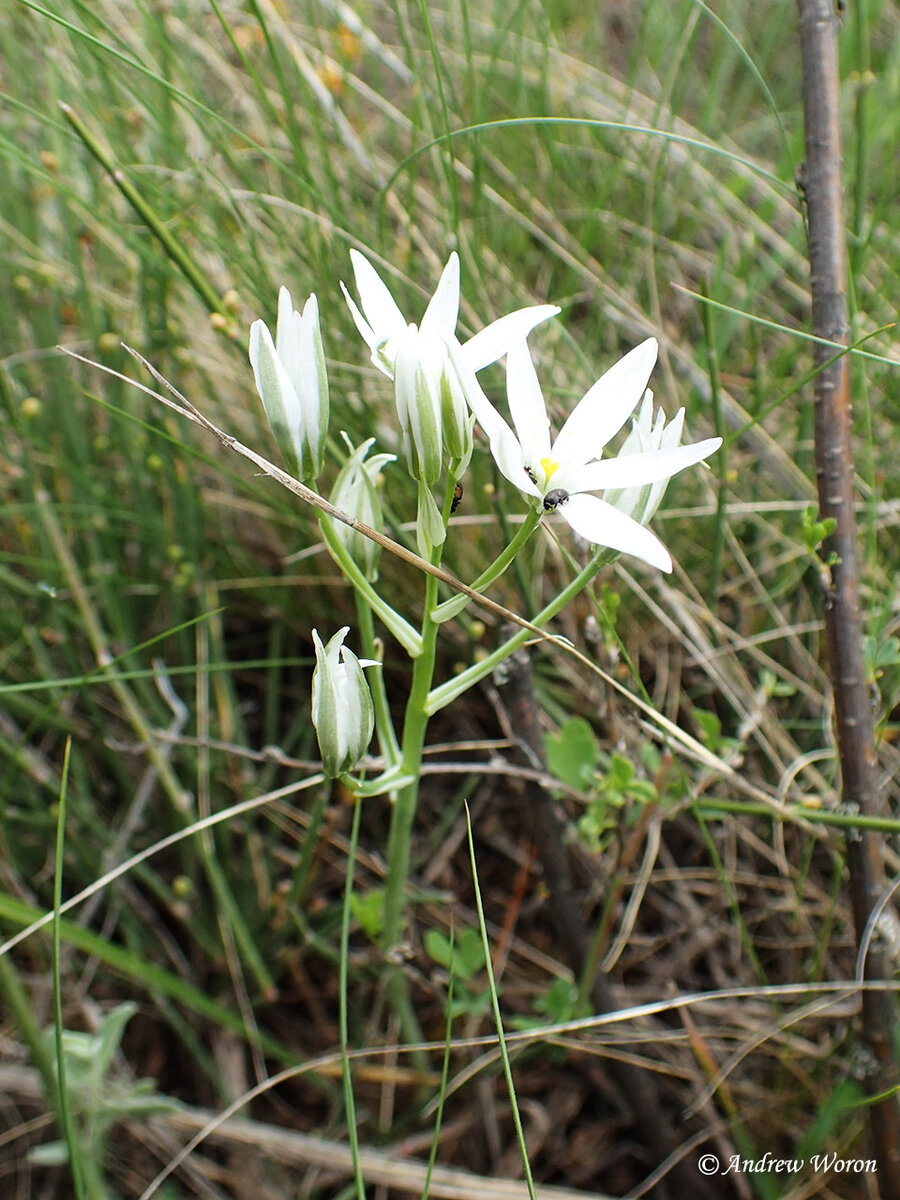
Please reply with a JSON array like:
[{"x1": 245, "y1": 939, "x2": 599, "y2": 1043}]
[
  {"x1": 330, "y1": 436, "x2": 395, "y2": 580},
  {"x1": 394, "y1": 325, "x2": 443, "y2": 486},
  {"x1": 604, "y1": 390, "x2": 686, "y2": 526},
  {"x1": 249, "y1": 287, "x2": 329, "y2": 483},
  {"x1": 311, "y1": 628, "x2": 376, "y2": 778}
]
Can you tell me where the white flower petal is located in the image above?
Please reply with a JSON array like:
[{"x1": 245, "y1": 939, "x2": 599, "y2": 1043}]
[
  {"x1": 348, "y1": 250, "x2": 408, "y2": 344},
  {"x1": 329, "y1": 626, "x2": 351, "y2": 657},
  {"x1": 420, "y1": 252, "x2": 460, "y2": 339},
  {"x1": 280, "y1": 302, "x2": 307, "y2": 397},
  {"x1": 340, "y1": 281, "x2": 383, "y2": 362},
  {"x1": 564, "y1": 438, "x2": 722, "y2": 494},
  {"x1": 248, "y1": 318, "x2": 303, "y2": 465},
  {"x1": 366, "y1": 452, "x2": 396, "y2": 475},
  {"x1": 659, "y1": 407, "x2": 685, "y2": 450},
  {"x1": 491, "y1": 425, "x2": 536, "y2": 493},
  {"x1": 552, "y1": 337, "x2": 658, "y2": 467},
  {"x1": 446, "y1": 339, "x2": 538, "y2": 494},
  {"x1": 460, "y1": 304, "x2": 560, "y2": 372},
  {"x1": 634, "y1": 389, "x2": 655, "y2": 434},
  {"x1": 395, "y1": 326, "x2": 442, "y2": 484},
  {"x1": 618, "y1": 390, "x2": 656, "y2": 457},
  {"x1": 506, "y1": 339, "x2": 552, "y2": 471},
  {"x1": 275, "y1": 286, "x2": 295, "y2": 358},
  {"x1": 557, "y1": 492, "x2": 673, "y2": 572},
  {"x1": 277, "y1": 296, "x2": 304, "y2": 391}
]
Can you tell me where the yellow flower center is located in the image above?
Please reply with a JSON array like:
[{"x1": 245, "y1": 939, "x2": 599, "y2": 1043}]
[{"x1": 540, "y1": 457, "x2": 559, "y2": 487}]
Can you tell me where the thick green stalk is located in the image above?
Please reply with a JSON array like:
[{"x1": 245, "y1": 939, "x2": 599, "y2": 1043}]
[
  {"x1": 53, "y1": 740, "x2": 88, "y2": 1200},
  {"x1": 431, "y1": 509, "x2": 541, "y2": 622},
  {"x1": 426, "y1": 546, "x2": 616, "y2": 715},
  {"x1": 321, "y1": 518, "x2": 423, "y2": 657},
  {"x1": 354, "y1": 592, "x2": 401, "y2": 769},
  {"x1": 381, "y1": 475, "x2": 458, "y2": 956},
  {"x1": 381, "y1": 575, "x2": 441, "y2": 955},
  {"x1": 339, "y1": 797, "x2": 367, "y2": 1200}
]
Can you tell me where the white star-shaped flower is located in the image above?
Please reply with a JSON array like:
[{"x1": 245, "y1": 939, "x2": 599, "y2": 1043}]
[
  {"x1": 341, "y1": 248, "x2": 559, "y2": 382},
  {"x1": 454, "y1": 335, "x2": 722, "y2": 573},
  {"x1": 341, "y1": 250, "x2": 559, "y2": 479}
]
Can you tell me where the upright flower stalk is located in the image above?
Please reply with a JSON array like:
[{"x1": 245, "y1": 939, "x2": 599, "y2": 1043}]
[{"x1": 251, "y1": 250, "x2": 722, "y2": 999}]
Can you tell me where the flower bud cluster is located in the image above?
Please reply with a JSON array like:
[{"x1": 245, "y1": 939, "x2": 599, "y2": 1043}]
[
  {"x1": 341, "y1": 250, "x2": 555, "y2": 489},
  {"x1": 248, "y1": 248, "x2": 721, "y2": 585},
  {"x1": 246, "y1": 249, "x2": 724, "y2": 779}
]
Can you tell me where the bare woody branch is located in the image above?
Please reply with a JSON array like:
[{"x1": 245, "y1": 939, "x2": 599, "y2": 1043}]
[{"x1": 797, "y1": 0, "x2": 900, "y2": 1188}]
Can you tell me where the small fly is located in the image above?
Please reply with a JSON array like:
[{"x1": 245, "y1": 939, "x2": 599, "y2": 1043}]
[{"x1": 450, "y1": 482, "x2": 463, "y2": 514}]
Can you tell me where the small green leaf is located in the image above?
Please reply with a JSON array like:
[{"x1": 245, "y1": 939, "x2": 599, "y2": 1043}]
[
  {"x1": 801, "y1": 504, "x2": 836, "y2": 554},
  {"x1": 350, "y1": 889, "x2": 385, "y2": 939},
  {"x1": 424, "y1": 927, "x2": 485, "y2": 980},
  {"x1": 545, "y1": 717, "x2": 600, "y2": 791},
  {"x1": 693, "y1": 708, "x2": 722, "y2": 747},
  {"x1": 534, "y1": 977, "x2": 579, "y2": 1022},
  {"x1": 759, "y1": 667, "x2": 796, "y2": 698}
]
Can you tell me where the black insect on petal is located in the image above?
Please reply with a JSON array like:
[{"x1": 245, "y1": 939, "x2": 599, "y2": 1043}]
[
  {"x1": 524, "y1": 465, "x2": 538, "y2": 484},
  {"x1": 542, "y1": 488, "x2": 570, "y2": 512}
]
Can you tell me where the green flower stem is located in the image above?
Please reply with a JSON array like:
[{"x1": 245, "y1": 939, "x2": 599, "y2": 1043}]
[
  {"x1": 381, "y1": 473, "x2": 459, "y2": 958},
  {"x1": 53, "y1": 739, "x2": 88, "y2": 1200},
  {"x1": 320, "y1": 518, "x2": 423, "y2": 657},
  {"x1": 425, "y1": 546, "x2": 617, "y2": 716},
  {"x1": 431, "y1": 509, "x2": 542, "y2": 623},
  {"x1": 354, "y1": 590, "x2": 401, "y2": 769},
  {"x1": 339, "y1": 796, "x2": 367, "y2": 1200}
]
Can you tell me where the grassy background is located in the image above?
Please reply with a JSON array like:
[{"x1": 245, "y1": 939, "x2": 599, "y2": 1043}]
[{"x1": 2, "y1": 0, "x2": 900, "y2": 1196}]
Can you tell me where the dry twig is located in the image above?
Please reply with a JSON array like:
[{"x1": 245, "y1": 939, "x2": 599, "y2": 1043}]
[{"x1": 797, "y1": 0, "x2": 900, "y2": 1189}]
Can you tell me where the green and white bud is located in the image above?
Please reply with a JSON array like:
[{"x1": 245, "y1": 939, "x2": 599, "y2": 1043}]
[
  {"x1": 249, "y1": 287, "x2": 329, "y2": 483},
  {"x1": 394, "y1": 325, "x2": 443, "y2": 486},
  {"x1": 604, "y1": 390, "x2": 686, "y2": 526},
  {"x1": 330, "y1": 435, "x2": 395, "y2": 581},
  {"x1": 311, "y1": 627, "x2": 377, "y2": 778},
  {"x1": 439, "y1": 351, "x2": 475, "y2": 464}
]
